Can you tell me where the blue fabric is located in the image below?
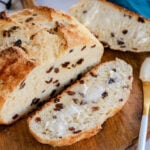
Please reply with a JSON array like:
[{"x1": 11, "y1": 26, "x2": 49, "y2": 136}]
[{"x1": 109, "y1": 0, "x2": 150, "y2": 18}]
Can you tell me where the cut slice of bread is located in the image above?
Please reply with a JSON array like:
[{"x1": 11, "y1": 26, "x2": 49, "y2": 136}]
[
  {"x1": 70, "y1": 0, "x2": 150, "y2": 52},
  {"x1": 0, "y1": 7, "x2": 103, "y2": 124},
  {"x1": 28, "y1": 58, "x2": 133, "y2": 147}
]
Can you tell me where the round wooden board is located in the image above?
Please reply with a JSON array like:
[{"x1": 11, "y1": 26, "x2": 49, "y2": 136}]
[{"x1": 0, "y1": 49, "x2": 150, "y2": 150}]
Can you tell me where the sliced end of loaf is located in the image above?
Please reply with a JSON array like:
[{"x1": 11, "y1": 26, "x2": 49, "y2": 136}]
[{"x1": 28, "y1": 58, "x2": 133, "y2": 146}]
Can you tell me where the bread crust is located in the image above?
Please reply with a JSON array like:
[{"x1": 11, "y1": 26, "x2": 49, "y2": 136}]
[
  {"x1": 29, "y1": 124, "x2": 101, "y2": 147},
  {"x1": 0, "y1": 47, "x2": 36, "y2": 107}
]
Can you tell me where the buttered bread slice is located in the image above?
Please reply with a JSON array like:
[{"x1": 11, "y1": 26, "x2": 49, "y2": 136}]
[
  {"x1": 28, "y1": 58, "x2": 133, "y2": 147},
  {"x1": 70, "y1": 0, "x2": 150, "y2": 52},
  {"x1": 0, "y1": 7, "x2": 103, "y2": 124}
]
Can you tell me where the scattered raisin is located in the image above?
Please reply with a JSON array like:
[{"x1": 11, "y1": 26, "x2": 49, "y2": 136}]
[
  {"x1": 56, "y1": 83, "x2": 60, "y2": 87},
  {"x1": 101, "y1": 41, "x2": 109, "y2": 48},
  {"x1": 83, "y1": 10, "x2": 87, "y2": 14},
  {"x1": 110, "y1": 32, "x2": 115, "y2": 37},
  {"x1": 54, "y1": 27, "x2": 58, "y2": 32},
  {"x1": 72, "y1": 64, "x2": 76, "y2": 68},
  {"x1": 69, "y1": 49, "x2": 73, "y2": 53},
  {"x1": 12, "y1": 114, "x2": 18, "y2": 120},
  {"x1": 81, "y1": 46, "x2": 86, "y2": 51},
  {"x1": 77, "y1": 73, "x2": 82, "y2": 80},
  {"x1": 37, "y1": 101, "x2": 45, "y2": 107},
  {"x1": 91, "y1": 44, "x2": 96, "y2": 48},
  {"x1": 73, "y1": 130, "x2": 81, "y2": 134},
  {"x1": 122, "y1": 29, "x2": 128, "y2": 34},
  {"x1": 133, "y1": 48, "x2": 137, "y2": 50},
  {"x1": 128, "y1": 15, "x2": 132, "y2": 19},
  {"x1": 62, "y1": 62, "x2": 70, "y2": 68},
  {"x1": 76, "y1": 58, "x2": 84, "y2": 65},
  {"x1": 80, "y1": 100, "x2": 87, "y2": 105},
  {"x1": 101, "y1": 91, "x2": 108, "y2": 99},
  {"x1": 11, "y1": 26, "x2": 19, "y2": 30},
  {"x1": 90, "y1": 72, "x2": 97, "y2": 78},
  {"x1": 94, "y1": 34, "x2": 99, "y2": 39},
  {"x1": 112, "y1": 68, "x2": 116, "y2": 72},
  {"x1": 25, "y1": 17, "x2": 33, "y2": 22},
  {"x1": 35, "y1": 117, "x2": 41, "y2": 122},
  {"x1": 119, "y1": 98, "x2": 123, "y2": 102},
  {"x1": 69, "y1": 127, "x2": 75, "y2": 131},
  {"x1": 45, "y1": 78, "x2": 53, "y2": 84},
  {"x1": 3, "y1": 30, "x2": 10, "y2": 37},
  {"x1": 54, "y1": 68, "x2": 59, "y2": 73},
  {"x1": 53, "y1": 80, "x2": 59, "y2": 84},
  {"x1": 79, "y1": 80, "x2": 84, "y2": 84},
  {"x1": 54, "y1": 103, "x2": 64, "y2": 111},
  {"x1": 42, "y1": 90, "x2": 45, "y2": 93},
  {"x1": 117, "y1": 40, "x2": 124, "y2": 45},
  {"x1": 31, "y1": 98, "x2": 40, "y2": 106},
  {"x1": 138, "y1": 17, "x2": 145, "y2": 23},
  {"x1": 128, "y1": 76, "x2": 131, "y2": 80},
  {"x1": 108, "y1": 78, "x2": 115, "y2": 84},
  {"x1": 30, "y1": 34, "x2": 36, "y2": 40},
  {"x1": 50, "y1": 89, "x2": 56, "y2": 97},
  {"x1": 73, "y1": 98, "x2": 78, "y2": 104},
  {"x1": 92, "y1": 106, "x2": 99, "y2": 111},
  {"x1": 54, "y1": 98, "x2": 60, "y2": 103},
  {"x1": 70, "y1": 79, "x2": 74, "y2": 83},
  {"x1": 19, "y1": 80, "x2": 25, "y2": 89},
  {"x1": 46, "y1": 66, "x2": 53, "y2": 73},
  {"x1": 67, "y1": 91, "x2": 75, "y2": 95},
  {"x1": 53, "y1": 115, "x2": 57, "y2": 119},
  {"x1": 14, "y1": 39, "x2": 22, "y2": 47}
]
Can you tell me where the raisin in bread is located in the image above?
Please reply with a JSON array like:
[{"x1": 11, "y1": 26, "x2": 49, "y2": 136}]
[
  {"x1": 0, "y1": 7, "x2": 103, "y2": 125},
  {"x1": 28, "y1": 58, "x2": 133, "y2": 147},
  {"x1": 70, "y1": 0, "x2": 150, "y2": 52}
]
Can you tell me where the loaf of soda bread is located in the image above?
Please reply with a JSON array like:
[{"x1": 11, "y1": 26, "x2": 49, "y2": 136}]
[{"x1": 0, "y1": 7, "x2": 103, "y2": 124}]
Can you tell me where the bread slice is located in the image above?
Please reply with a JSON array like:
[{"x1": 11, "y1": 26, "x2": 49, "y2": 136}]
[
  {"x1": 70, "y1": 0, "x2": 150, "y2": 52},
  {"x1": 0, "y1": 7, "x2": 103, "y2": 124},
  {"x1": 28, "y1": 58, "x2": 133, "y2": 147}
]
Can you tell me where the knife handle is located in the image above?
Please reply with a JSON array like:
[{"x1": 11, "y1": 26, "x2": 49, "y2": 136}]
[{"x1": 137, "y1": 115, "x2": 148, "y2": 150}]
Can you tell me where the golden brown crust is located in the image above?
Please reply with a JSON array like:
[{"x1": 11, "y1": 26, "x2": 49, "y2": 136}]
[
  {"x1": 0, "y1": 47, "x2": 36, "y2": 109},
  {"x1": 56, "y1": 22, "x2": 93, "y2": 49},
  {"x1": 29, "y1": 124, "x2": 101, "y2": 147}
]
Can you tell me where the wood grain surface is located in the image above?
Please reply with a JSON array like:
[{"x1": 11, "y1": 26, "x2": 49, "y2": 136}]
[{"x1": 0, "y1": 49, "x2": 150, "y2": 150}]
